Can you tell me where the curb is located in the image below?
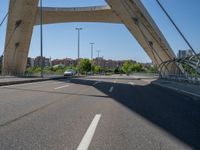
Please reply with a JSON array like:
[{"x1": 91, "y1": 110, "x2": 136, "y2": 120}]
[
  {"x1": 0, "y1": 75, "x2": 86, "y2": 87},
  {"x1": 0, "y1": 76, "x2": 67, "y2": 86},
  {"x1": 0, "y1": 78, "x2": 48, "y2": 86},
  {"x1": 152, "y1": 82, "x2": 200, "y2": 100},
  {"x1": 72, "y1": 75, "x2": 157, "y2": 81}
]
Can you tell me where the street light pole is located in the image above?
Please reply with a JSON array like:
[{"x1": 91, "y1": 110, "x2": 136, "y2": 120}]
[
  {"x1": 90, "y1": 42, "x2": 95, "y2": 60},
  {"x1": 40, "y1": 0, "x2": 44, "y2": 78},
  {"x1": 97, "y1": 50, "x2": 100, "y2": 58},
  {"x1": 96, "y1": 50, "x2": 100, "y2": 66},
  {"x1": 75, "y1": 28, "x2": 82, "y2": 60}
]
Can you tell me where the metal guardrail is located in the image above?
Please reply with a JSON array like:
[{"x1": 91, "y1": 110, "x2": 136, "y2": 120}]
[
  {"x1": 158, "y1": 53, "x2": 200, "y2": 77},
  {"x1": 160, "y1": 74, "x2": 200, "y2": 85}
]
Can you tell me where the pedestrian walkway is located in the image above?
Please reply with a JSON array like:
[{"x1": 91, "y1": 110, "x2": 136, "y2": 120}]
[
  {"x1": 0, "y1": 76, "x2": 46, "y2": 86},
  {"x1": 0, "y1": 76, "x2": 65, "y2": 86},
  {"x1": 150, "y1": 79, "x2": 200, "y2": 100}
]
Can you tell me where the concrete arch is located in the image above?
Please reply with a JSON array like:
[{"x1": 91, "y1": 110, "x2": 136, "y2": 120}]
[
  {"x1": 35, "y1": 6, "x2": 121, "y2": 25},
  {"x1": 2, "y1": 0, "x2": 180, "y2": 75}
]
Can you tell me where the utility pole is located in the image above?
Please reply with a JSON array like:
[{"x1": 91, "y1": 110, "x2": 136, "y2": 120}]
[
  {"x1": 97, "y1": 50, "x2": 100, "y2": 58},
  {"x1": 40, "y1": 0, "x2": 43, "y2": 78},
  {"x1": 96, "y1": 50, "x2": 100, "y2": 66},
  {"x1": 90, "y1": 42, "x2": 95, "y2": 60},
  {"x1": 75, "y1": 28, "x2": 82, "y2": 60}
]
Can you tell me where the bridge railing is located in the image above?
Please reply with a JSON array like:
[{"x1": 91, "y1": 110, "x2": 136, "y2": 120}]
[
  {"x1": 160, "y1": 73, "x2": 200, "y2": 85},
  {"x1": 158, "y1": 53, "x2": 200, "y2": 85}
]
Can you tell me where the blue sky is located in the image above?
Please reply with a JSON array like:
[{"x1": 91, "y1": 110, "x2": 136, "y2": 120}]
[{"x1": 0, "y1": 0, "x2": 200, "y2": 62}]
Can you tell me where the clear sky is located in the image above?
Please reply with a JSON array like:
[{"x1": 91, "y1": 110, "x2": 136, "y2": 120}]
[{"x1": 0, "y1": 0, "x2": 200, "y2": 62}]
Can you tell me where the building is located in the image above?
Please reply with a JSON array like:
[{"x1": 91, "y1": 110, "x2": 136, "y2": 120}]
[
  {"x1": 52, "y1": 58, "x2": 76, "y2": 67},
  {"x1": 34, "y1": 56, "x2": 51, "y2": 67},
  {"x1": 142, "y1": 62, "x2": 153, "y2": 67},
  {"x1": 177, "y1": 50, "x2": 193, "y2": 58},
  {"x1": 93, "y1": 57, "x2": 136, "y2": 69},
  {"x1": 27, "y1": 57, "x2": 34, "y2": 67}
]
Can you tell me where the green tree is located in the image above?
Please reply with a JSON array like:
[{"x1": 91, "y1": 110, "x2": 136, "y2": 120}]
[
  {"x1": 92, "y1": 65, "x2": 102, "y2": 73},
  {"x1": 182, "y1": 64, "x2": 196, "y2": 75},
  {"x1": 78, "y1": 59, "x2": 92, "y2": 74},
  {"x1": 122, "y1": 61, "x2": 133, "y2": 75},
  {"x1": 131, "y1": 63, "x2": 143, "y2": 72},
  {"x1": 114, "y1": 67, "x2": 120, "y2": 74},
  {"x1": 114, "y1": 67, "x2": 123, "y2": 74},
  {"x1": 25, "y1": 66, "x2": 41, "y2": 75},
  {"x1": 145, "y1": 65, "x2": 158, "y2": 73}
]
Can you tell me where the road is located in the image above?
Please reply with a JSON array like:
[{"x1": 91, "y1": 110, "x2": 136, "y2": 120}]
[{"x1": 0, "y1": 76, "x2": 199, "y2": 150}]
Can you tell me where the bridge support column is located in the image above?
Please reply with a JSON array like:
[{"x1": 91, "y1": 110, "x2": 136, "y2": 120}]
[
  {"x1": 2, "y1": 0, "x2": 39, "y2": 75},
  {"x1": 106, "y1": 0, "x2": 180, "y2": 74}
]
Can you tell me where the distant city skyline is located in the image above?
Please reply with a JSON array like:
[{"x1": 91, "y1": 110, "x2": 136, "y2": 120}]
[
  {"x1": 28, "y1": 55, "x2": 139, "y2": 61},
  {"x1": 0, "y1": 0, "x2": 200, "y2": 63},
  {"x1": 26, "y1": 55, "x2": 149, "y2": 70}
]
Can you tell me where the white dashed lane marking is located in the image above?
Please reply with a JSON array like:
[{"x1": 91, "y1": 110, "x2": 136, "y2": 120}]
[
  {"x1": 54, "y1": 85, "x2": 70, "y2": 90},
  {"x1": 76, "y1": 114, "x2": 101, "y2": 150},
  {"x1": 109, "y1": 86, "x2": 114, "y2": 92}
]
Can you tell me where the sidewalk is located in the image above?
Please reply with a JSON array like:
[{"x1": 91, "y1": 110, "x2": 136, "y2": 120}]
[
  {"x1": 0, "y1": 76, "x2": 65, "y2": 86},
  {"x1": 0, "y1": 75, "x2": 86, "y2": 86},
  {"x1": 85, "y1": 74, "x2": 159, "y2": 80},
  {"x1": 148, "y1": 79, "x2": 200, "y2": 100}
]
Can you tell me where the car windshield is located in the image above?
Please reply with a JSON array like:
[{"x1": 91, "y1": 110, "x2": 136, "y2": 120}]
[{"x1": 66, "y1": 69, "x2": 73, "y2": 72}]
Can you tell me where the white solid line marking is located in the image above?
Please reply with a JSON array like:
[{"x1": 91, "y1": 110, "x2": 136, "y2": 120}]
[
  {"x1": 77, "y1": 114, "x2": 101, "y2": 150},
  {"x1": 93, "y1": 81, "x2": 101, "y2": 85},
  {"x1": 128, "y1": 82, "x2": 135, "y2": 86},
  {"x1": 109, "y1": 86, "x2": 114, "y2": 92},
  {"x1": 54, "y1": 85, "x2": 69, "y2": 90}
]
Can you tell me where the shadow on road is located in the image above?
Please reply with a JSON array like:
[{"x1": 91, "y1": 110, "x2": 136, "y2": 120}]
[
  {"x1": 67, "y1": 78, "x2": 200, "y2": 149},
  {"x1": 4, "y1": 77, "x2": 199, "y2": 149}
]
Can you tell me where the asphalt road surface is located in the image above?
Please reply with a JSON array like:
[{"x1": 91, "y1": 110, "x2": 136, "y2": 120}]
[{"x1": 0, "y1": 76, "x2": 199, "y2": 150}]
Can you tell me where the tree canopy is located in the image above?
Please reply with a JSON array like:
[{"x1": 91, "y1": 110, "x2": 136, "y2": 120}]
[{"x1": 77, "y1": 59, "x2": 92, "y2": 74}]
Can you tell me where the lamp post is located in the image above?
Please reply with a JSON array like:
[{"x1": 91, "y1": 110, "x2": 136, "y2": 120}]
[
  {"x1": 40, "y1": 0, "x2": 44, "y2": 78},
  {"x1": 97, "y1": 50, "x2": 100, "y2": 58},
  {"x1": 90, "y1": 42, "x2": 95, "y2": 60},
  {"x1": 96, "y1": 50, "x2": 100, "y2": 66},
  {"x1": 75, "y1": 28, "x2": 82, "y2": 60}
]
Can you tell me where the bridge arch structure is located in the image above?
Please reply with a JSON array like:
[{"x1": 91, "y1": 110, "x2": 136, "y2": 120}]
[{"x1": 2, "y1": 0, "x2": 181, "y2": 75}]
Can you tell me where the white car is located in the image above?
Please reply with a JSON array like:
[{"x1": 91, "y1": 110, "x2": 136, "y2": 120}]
[{"x1": 64, "y1": 69, "x2": 76, "y2": 76}]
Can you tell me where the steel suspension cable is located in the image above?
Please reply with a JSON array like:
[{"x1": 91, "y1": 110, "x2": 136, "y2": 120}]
[
  {"x1": 0, "y1": 0, "x2": 17, "y2": 27},
  {"x1": 0, "y1": 13, "x2": 8, "y2": 27},
  {"x1": 155, "y1": 0, "x2": 200, "y2": 61}
]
